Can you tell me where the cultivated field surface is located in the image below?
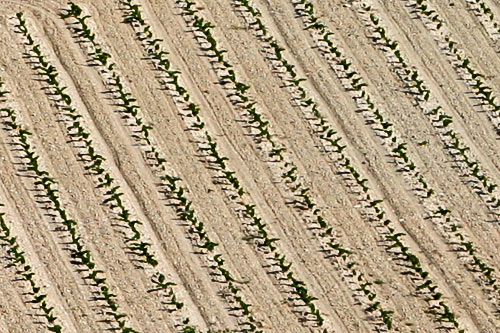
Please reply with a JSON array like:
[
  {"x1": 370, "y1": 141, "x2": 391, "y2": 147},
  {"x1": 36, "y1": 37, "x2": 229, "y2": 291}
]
[{"x1": 1, "y1": 0, "x2": 500, "y2": 332}]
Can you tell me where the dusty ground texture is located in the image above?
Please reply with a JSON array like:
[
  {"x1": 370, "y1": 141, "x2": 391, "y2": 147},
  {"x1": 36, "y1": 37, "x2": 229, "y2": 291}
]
[{"x1": 0, "y1": 0, "x2": 499, "y2": 332}]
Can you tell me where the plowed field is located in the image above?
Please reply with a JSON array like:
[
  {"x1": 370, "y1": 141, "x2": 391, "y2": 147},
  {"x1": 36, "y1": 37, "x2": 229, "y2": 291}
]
[{"x1": 0, "y1": 0, "x2": 499, "y2": 332}]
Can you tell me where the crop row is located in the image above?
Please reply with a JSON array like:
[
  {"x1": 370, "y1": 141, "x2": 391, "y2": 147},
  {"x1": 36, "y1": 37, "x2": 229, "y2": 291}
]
[
  {"x1": 413, "y1": 0, "x2": 500, "y2": 135},
  {"x1": 122, "y1": 0, "x2": 326, "y2": 328},
  {"x1": 298, "y1": 0, "x2": 500, "y2": 310},
  {"x1": 58, "y1": 5, "x2": 193, "y2": 325},
  {"x1": 406, "y1": 0, "x2": 500, "y2": 194},
  {"x1": 63, "y1": 1, "x2": 265, "y2": 331},
  {"x1": 464, "y1": 0, "x2": 500, "y2": 37},
  {"x1": 6, "y1": 16, "x2": 138, "y2": 331},
  {"x1": 182, "y1": 0, "x2": 397, "y2": 330},
  {"x1": 243, "y1": 0, "x2": 473, "y2": 328},
  {"x1": 173, "y1": 0, "x2": 331, "y2": 326},
  {"x1": 0, "y1": 80, "x2": 62, "y2": 332},
  {"x1": 289, "y1": 0, "x2": 470, "y2": 330},
  {"x1": 348, "y1": 0, "x2": 500, "y2": 307},
  {"x1": 237, "y1": 0, "x2": 465, "y2": 328},
  {"x1": 0, "y1": 205, "x2": 62, "y2": 332},
  {"x1": 17, "y1": 9, "x2": 189, "y2": 329},
  {"x1": 181, "y1": 0, "x2": 471, "y2": 329}
]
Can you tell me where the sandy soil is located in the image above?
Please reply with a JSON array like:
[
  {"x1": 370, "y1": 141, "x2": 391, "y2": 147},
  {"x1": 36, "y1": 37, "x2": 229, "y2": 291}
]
[{"x1": 0, "y1": 0, "x2": 499, "y2": 332}]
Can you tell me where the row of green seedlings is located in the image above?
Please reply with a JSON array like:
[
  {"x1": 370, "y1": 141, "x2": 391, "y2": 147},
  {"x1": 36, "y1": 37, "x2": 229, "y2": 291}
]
[
  {"x1": 369, "y1": 0, "x2": 500, "y2": 251},
  {"x1": 1, "y1": 77, "x2": 137, "y2": 331},
  {"x1": 350, "y1": 0, "x2": 500, "y2": 311},
  {"x1": 407, "y1": 0, "x2": 445, "y2": 29},
  {"x1": 231, "y1": 0, "x2": 396, "y2": 325},
  {"x1": 365, "y1": 3, "x2": 500, "y2": 208},
  {"x1": 123, "y1": 0, "x2": 325, "y2": 328},
  {"x1": 0, "y1": 198, "x2": 62, "y2": 332},
  {"x1": 59, "y1": 4, "x2": 192, "y2": 321},
  {"x1": 63, "y1": 3, "x2": 253, "y2": 331},
  {"x1": 182, "y1": 0, "x2": 394, "y2": 330},
  {"x1": 0, "y1": 81, "x2": 63, "y2": 333},
  {"x1": 173, "y1": 0, "x2": 329, "y2": 327},
  {"x1": 124, "y1": 0, "x2": 318, "y2": 326},
  {"x1": 364, "y1": 0, "x2": 500, "y2": 241},
  {"x1": 234, "y1": 0, "x2": 462, "y2": 329},
  {"x1": 63, "y1": 2, "x2": 260, "y2": 331},
  {"x1": 1, "y1": 23, "x2": 136, "y2": 330},
  {"x1": 408, "y1": 0, "x2": 500, "y2": 135},
  {"x1": 357, "y1": 1, "x2": 500, "y2": 301},
  {"x1": 59, "y1": 2, "x2": 238, "y2": 330},
  {"x1": 290, "y1": 0, "x2": 465, "y2": 330},
  {"x1": 18, "y1": 10, "x2": 187, "y2": 331},
  {"x1": 304, "y1": 0, "x2": 500, "y2": 325},
  {"x1": 464, "y1": 0, "x2": 500, "y2": 37},
  {"x1": 300, "y1": 0, "x2": 499, "y2": 286}
]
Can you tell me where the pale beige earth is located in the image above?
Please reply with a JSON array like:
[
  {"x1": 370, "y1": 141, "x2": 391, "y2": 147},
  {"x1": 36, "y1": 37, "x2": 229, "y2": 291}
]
[{"x1": 0, "y1": 0, "x2": 499, "y2": 332}]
